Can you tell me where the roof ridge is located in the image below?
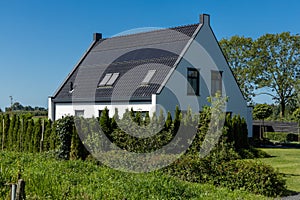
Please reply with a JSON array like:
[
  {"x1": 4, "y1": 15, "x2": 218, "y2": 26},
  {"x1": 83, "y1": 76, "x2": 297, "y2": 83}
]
[{"x1": 105, "y1": 23, "x2": 199, "y2": 39}]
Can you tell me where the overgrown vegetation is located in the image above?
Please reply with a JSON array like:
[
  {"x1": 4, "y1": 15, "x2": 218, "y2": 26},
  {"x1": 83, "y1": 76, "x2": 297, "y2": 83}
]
[
  {"x1": 0, "y1": 99, "x2": 287, "y2": 197},
  {"x1": 0, "y1": 151, "x2": 270, "y2": 200}
]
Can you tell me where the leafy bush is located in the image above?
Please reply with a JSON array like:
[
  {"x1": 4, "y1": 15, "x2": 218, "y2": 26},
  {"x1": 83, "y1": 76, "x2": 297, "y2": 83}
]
[
  {"x1": 214, "y1": 160, "x2": 286, "y2": 197},
  {"x1": 165, "y1": 155, "x2": 286, "y2": 197}
]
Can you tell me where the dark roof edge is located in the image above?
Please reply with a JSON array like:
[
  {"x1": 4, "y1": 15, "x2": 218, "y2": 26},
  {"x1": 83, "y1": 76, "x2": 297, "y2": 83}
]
[
  {"x1": 53, "y1": 97, "x2": 152, "y2": 103},
  {"x1": 156, "y1": 23, "x2": 204, "y2": 93},
  {"x1": 52, "y1": 39, "x2": 99, "y2": 98}
]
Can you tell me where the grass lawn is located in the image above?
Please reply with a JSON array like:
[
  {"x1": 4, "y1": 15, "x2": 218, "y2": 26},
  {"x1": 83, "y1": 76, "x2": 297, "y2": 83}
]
[
  {"x1": 0, "y1": 151, "x2": 270, "y2": 200},
  {"x1": 257, "y1": 148, "x2": 300, "y2": 194}
]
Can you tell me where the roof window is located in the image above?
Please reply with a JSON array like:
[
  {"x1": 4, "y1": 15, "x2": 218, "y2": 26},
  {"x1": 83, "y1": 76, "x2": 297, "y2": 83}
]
[
  {"x1": 141, "y1": 70, "x2": 156, "y2": 85},
  {"x1": 98, "y1": 73, "x2": 119, "y2": 87}
]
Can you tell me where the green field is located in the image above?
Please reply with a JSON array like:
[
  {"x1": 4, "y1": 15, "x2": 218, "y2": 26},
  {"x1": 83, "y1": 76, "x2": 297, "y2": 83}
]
[
  {"x1": 0, "y1": 151, "x2": 270, "y2": 200},
  {"x1": 257, "y1": 148, "x2": 300, "y2": 193}
]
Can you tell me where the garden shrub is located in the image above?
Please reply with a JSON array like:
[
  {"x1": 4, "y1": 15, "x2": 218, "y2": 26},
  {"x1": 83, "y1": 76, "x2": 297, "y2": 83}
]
[
  {"x1": 165, "y1": 155, "x2": 286, "y2": 197},
  {"x1": 217, "y1": 160, "x2": 286, "y2": 197}
]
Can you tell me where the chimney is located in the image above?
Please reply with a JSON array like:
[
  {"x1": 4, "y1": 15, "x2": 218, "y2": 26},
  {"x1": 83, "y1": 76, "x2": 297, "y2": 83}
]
[
  {"x1": 93, "y1": 33, "x2": 102, "y2": 41},
  {"x1": 200, "y1": 14, "x2": 210, "y2": 25}
]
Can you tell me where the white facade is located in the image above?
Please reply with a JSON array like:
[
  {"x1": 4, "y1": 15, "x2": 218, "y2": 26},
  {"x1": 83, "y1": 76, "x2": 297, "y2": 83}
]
[
  {"x1": 49, "y1": 14, "x2": 253, "y2": 137},
  {"x1": 49, "y1": 94, "x2": 157, "y2": 120}
]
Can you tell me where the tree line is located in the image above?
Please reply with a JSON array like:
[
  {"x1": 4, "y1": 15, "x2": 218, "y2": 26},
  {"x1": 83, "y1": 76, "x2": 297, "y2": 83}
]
[{"x1": 220, "y1": 32, "x2": 300, "y2": 117}]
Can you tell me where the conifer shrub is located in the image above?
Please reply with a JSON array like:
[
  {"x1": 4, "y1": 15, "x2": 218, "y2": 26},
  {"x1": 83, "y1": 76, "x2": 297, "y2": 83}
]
[{"x1": 56, "y1": 116, "x2": 74, "y2": 160}]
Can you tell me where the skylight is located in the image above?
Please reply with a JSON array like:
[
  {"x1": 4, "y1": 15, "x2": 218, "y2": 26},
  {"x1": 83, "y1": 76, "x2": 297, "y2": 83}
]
[
  {"x1": 141, "y1": 70, "x2": 156, "y2": 85},
  {"x1": 98, "y1": 73, "x2": 112, "y2": 86},
  {"x1": 106, "y1": 73, "x2": 119, "y2": 86},
  {"x1": 98, "y1": 73, "x2": 120, "y2": 87}
]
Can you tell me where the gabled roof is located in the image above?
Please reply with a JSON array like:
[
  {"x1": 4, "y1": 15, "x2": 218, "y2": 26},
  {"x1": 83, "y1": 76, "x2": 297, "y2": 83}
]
[{"x1": 52, "y1": 21, "x2": 202, "y2": 103}]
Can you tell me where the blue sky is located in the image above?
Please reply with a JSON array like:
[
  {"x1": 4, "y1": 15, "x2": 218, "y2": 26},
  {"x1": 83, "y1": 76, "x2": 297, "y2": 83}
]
[{"x1": 0, "y1": 0, "x2": 299, "y2": 110}]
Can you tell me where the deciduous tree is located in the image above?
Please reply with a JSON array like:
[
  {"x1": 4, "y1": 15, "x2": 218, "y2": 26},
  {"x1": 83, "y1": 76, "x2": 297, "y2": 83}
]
[
  {"x1": 252, "y1": 32, "x2": 300, "y2": 117},
  {"x1": 219, "y1": 36, "x2": 255, "y2": 102}
]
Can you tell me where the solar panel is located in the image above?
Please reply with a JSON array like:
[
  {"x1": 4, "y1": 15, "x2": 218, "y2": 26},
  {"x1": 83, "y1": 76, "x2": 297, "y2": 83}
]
[
  {"x1": 98, "y1": 73, "x2": 112, "y2": 86},
  {"x1": 141, "y1": 70, "x2": 156, "y2": 85},
  {"x1": 106, "y1": 73, "x2": 120, "y2": 86}
]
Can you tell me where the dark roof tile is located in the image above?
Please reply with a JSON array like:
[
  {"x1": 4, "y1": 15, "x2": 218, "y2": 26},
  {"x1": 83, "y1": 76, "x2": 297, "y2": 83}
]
[{"x1": 53, "y1": 24, "x2": 200, "y2": 102}]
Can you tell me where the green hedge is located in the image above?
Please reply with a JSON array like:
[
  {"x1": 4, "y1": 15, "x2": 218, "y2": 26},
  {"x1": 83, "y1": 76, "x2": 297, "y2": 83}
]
[
  {"x1": 264, "y1": 132, "x2": 299, "y2": 142},
  {"x1": 164, "y1": 155, "x2": 286, "y2": 197}
]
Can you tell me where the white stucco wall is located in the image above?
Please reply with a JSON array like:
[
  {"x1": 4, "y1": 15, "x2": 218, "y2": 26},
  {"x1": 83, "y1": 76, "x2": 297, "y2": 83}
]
[
  {"x1": 156, "y1": 16, "x2": 252, "y2": 137},
  {"x1": 52, "y1": 95, "x2": 157, "y2": 120}
]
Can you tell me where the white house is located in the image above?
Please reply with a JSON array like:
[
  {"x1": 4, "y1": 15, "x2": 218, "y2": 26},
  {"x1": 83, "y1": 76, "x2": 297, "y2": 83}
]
[{"x1": 48, "y1": 14, "x2": 253, "y2": 137}]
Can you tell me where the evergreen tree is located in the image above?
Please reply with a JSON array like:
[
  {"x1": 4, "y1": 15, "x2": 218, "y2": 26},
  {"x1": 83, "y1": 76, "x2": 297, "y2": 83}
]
[
  {"x1": 240, "y1": 118, "x2": 249, "y2": 149},
  {"x1": 13, "y1": 115, "x2": 20, "y2": 151},
  {"x1": 224, "y1": 113, "x2": 234, "y2": 144},
  {"x1": 57, "y1": 116, "x2": 74, "y2": 160},
  {"x1": 7, "y1": 114, "x2": 16, "y2": 150},
  {"x1": 17, "y1": 116, "x2": 26, "y2": 152},
  {"x1": 99, "y1": 107, "x2": 111, "y2": 136},
  {"x1": 165, "y1": 111, "x2": 172, "y2": 131},
  {"x1": 25, "y1": 119, "x2": 34, "y2": 152},
  {"x1": 134, "y1": 111, "x2": 142, "y2": 126},
  {"x1": 43, "y1": 120, "x2": 52, "y2": 151},
  {"x1": 173, "y1": 105, "x2": 181, "y2": 135},
  {"x1": 144, "y1": 112, "x2": 150, "y2": 126},
  {"x1": 49, "y1": 121, "x2": 57, "y2": 150},
  {"x1": 130, "y1": 107, "x2": 135, "y2": 120},
  {"x1": 158, "y1": 109, "x2": 165, "y2": 128},
  {"x1": 70, "y1": 126, "x2": 88, "y2": 160},
  {"x1": 33, "y1": 119, "x2": 42, "y2": 153},
  {"x1": 111, "y1": 108, "x2": 119, "y2": 130}
]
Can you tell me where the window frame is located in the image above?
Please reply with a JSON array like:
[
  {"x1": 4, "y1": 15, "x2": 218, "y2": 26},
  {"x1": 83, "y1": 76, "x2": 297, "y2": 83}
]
[
  {"x1": 141, "y1": 70, "x2": 156, "y2": 85},
  {"x1": 211, "y1": 70, "x2": 223, "y2": 95},
  {"x1": 187, "y1": 68, "x2": 200, "y2": 96},
  {"x1": 75, "y1": 110, "x2": 84, "y2": 117}
]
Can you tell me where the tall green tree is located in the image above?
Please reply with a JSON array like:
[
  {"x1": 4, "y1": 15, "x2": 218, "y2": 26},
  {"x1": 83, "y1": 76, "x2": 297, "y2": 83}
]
[
  {"x1": 7, "y1": 114, "x2": 17, "y2": 150},
  {"x1": 219, "y1": 36, "x2": 255, "y2": 102},
  {"x1": 25, "y1": 119, "x2": 34, "y2": 152},
  {"x1": 99, "y1": 107, "x2": 111, "y2": 135},
  {"x1": 252, "y1": 32, "x2": 300, "y2": 117},
  {"x1": 57, "y1": 116, "x2": 74, "y2": 160},
  {"x1": 33, "y1": 119, "x2": 42, "y2": 153}
]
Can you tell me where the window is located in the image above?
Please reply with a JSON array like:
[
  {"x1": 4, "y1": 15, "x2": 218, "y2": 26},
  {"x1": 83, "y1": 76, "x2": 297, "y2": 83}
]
[
  {"x1": 98, "y1": 73, "x2": 112, "y2": 86},
  {"x1": 106, "y1": 73, "x2": 119, "y2": 86},
  {"x1": 187, "y1": 68, "x2": 199, "y2": 95},
  {"x1": 98, "y1": 73, "x2": 120, "y2": 87},
  {"x1": 98, "y1": 110, "x2": 103, "y2": 117},
  {"x1": 75, "y1": 110, "x2": 84, "y2": 117},
  {"x1": 141, "y1": 70, "x2": 156, "y2": 85},
  {"x1": 211, "y1": 70, "x2": 222, "y2": 95}
]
